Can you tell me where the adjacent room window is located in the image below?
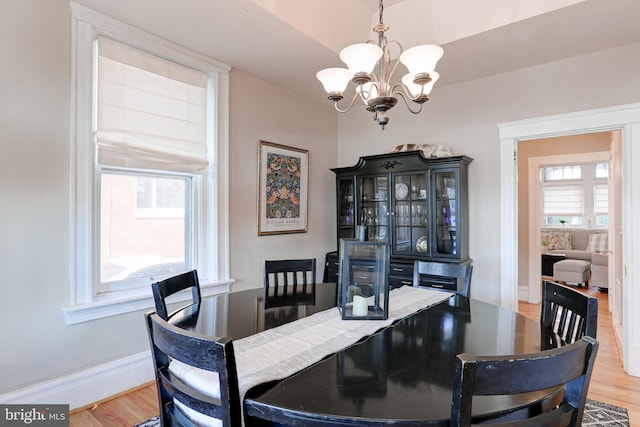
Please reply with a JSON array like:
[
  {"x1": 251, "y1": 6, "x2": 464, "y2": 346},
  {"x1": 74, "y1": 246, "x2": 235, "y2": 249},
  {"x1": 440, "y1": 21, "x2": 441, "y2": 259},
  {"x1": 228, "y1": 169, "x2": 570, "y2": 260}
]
[
  {"x1": 67, "y1": 5, "x2": 231, "y2": 323},
  {"x1": 540, "y1": 162, "x2": 608, "y2": 228}
]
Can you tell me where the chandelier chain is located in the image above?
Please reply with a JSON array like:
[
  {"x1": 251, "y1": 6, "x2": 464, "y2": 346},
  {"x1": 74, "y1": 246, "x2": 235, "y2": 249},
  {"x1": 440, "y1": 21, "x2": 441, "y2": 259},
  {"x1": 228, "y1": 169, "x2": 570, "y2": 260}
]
[{"x1": 379, "y1": 0, "x2": 384, "y2": 26}]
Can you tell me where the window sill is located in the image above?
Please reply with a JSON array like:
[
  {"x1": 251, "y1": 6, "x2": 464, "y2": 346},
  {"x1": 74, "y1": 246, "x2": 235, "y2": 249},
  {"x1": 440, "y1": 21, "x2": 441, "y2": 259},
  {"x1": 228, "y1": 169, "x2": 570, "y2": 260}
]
[{"x1": 62, "y1": 279, "x2": 234, "y2": 324}]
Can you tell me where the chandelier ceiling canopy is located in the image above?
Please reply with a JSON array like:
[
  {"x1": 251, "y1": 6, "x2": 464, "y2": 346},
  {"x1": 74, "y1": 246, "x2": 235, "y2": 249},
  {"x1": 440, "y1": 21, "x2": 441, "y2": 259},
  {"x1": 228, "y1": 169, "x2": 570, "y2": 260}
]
[{"x1": 316, "y1": 0, "x2": 443, "y2": 130}]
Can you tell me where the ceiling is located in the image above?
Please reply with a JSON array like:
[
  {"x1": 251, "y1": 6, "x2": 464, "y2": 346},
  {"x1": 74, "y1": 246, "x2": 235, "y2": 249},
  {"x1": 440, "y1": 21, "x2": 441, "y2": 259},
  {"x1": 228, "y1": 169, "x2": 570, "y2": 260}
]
[{"x1": 72, "y1": 0, "x2": 640, "y2": 102}]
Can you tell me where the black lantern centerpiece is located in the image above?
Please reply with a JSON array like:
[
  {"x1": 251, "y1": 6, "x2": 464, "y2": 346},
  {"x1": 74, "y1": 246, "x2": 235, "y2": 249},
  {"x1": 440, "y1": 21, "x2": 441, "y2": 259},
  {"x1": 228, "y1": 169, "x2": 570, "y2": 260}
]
[{"x1": 338, "y1": 239, "x2": 390, "y2": 320}]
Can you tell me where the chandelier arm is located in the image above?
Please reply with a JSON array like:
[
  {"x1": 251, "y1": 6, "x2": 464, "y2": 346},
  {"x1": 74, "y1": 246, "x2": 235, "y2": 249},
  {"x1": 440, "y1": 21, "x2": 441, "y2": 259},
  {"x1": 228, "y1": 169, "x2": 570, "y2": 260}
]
[
  {"x1": 357, "y1": 82, "x2": 379, "y2": 102},
  {"x1": 392, "y1": 82, "x2": 425, "y2": 101},
  {"x1": 333, "y1": 92, "x2": 361, "y2": 114},
  {"x1": 394, "y1": 91, "x2": 424, "y2": 115},
  {"x1": 384, "y1": 40, "x2": 404, "y2": 86}
]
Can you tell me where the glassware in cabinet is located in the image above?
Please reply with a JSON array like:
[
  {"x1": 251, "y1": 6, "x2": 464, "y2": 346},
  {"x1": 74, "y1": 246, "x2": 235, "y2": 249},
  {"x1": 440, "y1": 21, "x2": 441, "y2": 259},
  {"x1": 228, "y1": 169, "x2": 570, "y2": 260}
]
[
  {"x1": 393, "y1": 173, "x2": 428, "y2": 255},
  {"x1": 359, "y1": 176, "x2": 389, "y2": 242},
  {"x1": 433, "y1": 170, "x2": 458, "y2": 256},
  {"x1": 338, "y1": 178, "x2": 355, "y2": 239}
]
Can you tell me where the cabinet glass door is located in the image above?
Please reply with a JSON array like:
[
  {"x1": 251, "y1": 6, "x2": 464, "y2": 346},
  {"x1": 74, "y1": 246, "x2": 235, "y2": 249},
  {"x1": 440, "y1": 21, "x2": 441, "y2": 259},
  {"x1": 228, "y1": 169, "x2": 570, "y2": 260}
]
[
  {"x1": 359, "y1": 176, "x2": 389, "y2": 242},
  {"x1": 433, "y1": 170, "x2": 458, "y2": 256},
  {"x1": 338, "y1": 178, "x2": 355, "y2": 239},
  {"x1": 393, "y1": 173, "x2": 428, "y2": 254}
]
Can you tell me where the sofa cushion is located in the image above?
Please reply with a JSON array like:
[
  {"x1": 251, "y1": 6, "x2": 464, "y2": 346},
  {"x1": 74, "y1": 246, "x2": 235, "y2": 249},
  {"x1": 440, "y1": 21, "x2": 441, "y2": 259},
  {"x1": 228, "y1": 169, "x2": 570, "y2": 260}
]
[
  {"x1": 569, "y1": 229, "x2": 588, "y2": 250},
  {"x1": 548, "y1": 249, "x2": 592, "y2": 261},
  {"x1": 586, "y1": 233, "x2": 608, "y2": 253},
  {"x1": 548, "y1": 232, "x2": 572, "y2": 251}
]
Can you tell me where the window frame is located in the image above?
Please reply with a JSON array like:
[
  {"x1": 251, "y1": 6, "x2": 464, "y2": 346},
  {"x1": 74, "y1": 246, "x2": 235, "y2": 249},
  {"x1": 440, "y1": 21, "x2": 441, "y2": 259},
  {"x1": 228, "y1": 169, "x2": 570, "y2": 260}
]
[
  {"x1": 65, "y1": 4, "x2": 233, "y2": 324},
  {"x1": 540, "y1": 160, "x2": 609, "y2": 229}
]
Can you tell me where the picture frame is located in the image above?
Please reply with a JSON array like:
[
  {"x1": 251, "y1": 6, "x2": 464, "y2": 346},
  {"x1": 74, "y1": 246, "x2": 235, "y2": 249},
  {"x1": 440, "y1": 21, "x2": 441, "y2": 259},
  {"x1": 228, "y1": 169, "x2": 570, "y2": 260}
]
[{"x1": 258, "y1": 141, "x2": 309, "y2": 235}]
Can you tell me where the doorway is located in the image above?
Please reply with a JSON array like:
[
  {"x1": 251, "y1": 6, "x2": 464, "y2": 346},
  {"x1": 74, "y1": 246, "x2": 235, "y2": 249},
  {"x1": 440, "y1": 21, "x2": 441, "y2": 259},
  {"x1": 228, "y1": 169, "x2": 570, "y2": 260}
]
[
  {"x1": 498, "y1": 102, "x2": 640, "y2": 377},
  {"x1": 520, "y1": 134, "x2": 613, "y2": 304}
]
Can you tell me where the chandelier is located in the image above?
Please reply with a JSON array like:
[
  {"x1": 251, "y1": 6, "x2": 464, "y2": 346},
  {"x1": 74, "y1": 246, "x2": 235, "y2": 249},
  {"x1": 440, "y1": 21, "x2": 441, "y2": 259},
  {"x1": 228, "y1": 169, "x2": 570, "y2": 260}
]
[{"x1": 316, "y1": 0, "x2": 443, "y2": 129}]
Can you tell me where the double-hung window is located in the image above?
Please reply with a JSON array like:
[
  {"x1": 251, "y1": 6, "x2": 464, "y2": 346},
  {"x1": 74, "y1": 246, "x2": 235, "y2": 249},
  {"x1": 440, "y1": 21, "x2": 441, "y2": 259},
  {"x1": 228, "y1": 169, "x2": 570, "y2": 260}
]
[
  {"x1": 540, "y1": 162, "x2": 608, "y2": 228},
  {"x1": 66, "y1": 5, "x2": 232, "y2": 323}
]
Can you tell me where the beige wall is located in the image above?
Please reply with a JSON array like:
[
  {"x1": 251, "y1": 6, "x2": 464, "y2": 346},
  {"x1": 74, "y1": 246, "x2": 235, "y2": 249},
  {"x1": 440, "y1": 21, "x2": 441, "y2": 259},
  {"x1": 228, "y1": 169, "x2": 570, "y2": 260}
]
[
  {"x1": 228, "y1": 70, "x2": 338, "y2": 291},
  {"x1": 516, "y1": 133, "x2": 612, "y2": 289},
  {"x1": 338, "y1": 41, "x2": 640, "y2": 304},
  {"x1": 0, "y1": 0, "x2": 338, "y2": 394}
]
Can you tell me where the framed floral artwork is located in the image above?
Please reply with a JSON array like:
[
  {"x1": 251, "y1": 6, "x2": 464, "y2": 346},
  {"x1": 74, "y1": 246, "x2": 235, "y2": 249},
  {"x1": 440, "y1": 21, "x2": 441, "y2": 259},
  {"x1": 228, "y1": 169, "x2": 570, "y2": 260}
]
[{"x1": 258, "y1": 141, "x2": 309, "y2": 235}]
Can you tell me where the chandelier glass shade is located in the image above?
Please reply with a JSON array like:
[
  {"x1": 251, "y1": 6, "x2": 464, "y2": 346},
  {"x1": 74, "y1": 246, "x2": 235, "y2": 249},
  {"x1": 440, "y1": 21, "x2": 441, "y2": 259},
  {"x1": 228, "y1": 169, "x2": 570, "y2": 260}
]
[{"x1": 316, "y1": 0, "x2": 443, "y2": 129}]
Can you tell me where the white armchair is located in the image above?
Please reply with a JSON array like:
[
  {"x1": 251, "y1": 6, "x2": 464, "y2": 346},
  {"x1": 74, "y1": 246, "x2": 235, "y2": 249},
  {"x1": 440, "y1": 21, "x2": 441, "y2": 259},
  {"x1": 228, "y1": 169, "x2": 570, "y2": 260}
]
[{"x1": 591, "y1": 252, "x2": 609, "y2": 290}]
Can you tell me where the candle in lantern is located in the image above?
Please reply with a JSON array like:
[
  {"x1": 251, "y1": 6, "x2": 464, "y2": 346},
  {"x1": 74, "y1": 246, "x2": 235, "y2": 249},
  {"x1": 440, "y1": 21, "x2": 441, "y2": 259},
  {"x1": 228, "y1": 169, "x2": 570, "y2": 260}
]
[{"x1": 352, "y1": 295, "x2": 368, "y2": 317}]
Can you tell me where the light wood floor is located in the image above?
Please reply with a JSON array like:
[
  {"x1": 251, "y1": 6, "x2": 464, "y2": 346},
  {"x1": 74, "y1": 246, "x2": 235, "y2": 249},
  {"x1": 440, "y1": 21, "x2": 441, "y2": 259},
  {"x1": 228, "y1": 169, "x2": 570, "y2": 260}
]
[{"x1": 70, "y1": 288, "x2": 640, "y2": 426}]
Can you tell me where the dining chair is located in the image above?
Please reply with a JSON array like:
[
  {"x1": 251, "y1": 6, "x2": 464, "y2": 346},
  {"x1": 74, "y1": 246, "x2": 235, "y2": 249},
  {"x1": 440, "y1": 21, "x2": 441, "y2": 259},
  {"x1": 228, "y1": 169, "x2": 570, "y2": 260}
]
[
  {"x1": 146, "y1": 312, "x2": 242, "y2": 427},
  {"x1": 264, "y1": 258, "x2": 316, "y2": 308},
  {"x1": 451, "y1": 336, "x2": 599, "y2": 427},
  {"x1": 152, "y1": 270, "x2": 201, "y2": 320},
  {"x1": 412, "y1": 260, "x2": 473, "y2": 298},
  {"x1": 541, "y1": 280, "x2": 598, "y2": 344}
]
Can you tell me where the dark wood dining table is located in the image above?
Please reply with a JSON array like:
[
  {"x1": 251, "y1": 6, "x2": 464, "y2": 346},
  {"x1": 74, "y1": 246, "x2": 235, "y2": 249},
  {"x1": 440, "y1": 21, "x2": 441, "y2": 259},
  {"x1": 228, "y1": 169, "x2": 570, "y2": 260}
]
[{"x1": 169, "y1": 283, "x2": 560, "y2": 426}]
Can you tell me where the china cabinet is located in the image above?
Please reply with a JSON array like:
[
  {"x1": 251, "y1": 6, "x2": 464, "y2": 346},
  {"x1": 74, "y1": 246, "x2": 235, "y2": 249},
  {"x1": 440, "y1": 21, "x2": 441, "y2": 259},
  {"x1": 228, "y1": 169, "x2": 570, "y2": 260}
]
[{"x1": 330, "y1": 151, "x2": 472, "y2": 289}]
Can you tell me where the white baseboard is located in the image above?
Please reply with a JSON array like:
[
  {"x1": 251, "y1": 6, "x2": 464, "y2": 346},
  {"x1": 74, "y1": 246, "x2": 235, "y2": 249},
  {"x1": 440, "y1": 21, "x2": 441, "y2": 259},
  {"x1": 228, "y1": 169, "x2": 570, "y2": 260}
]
[
  {"x1": 0, "y1": 351, "x2": 154, "y2": 410},
  {"x1": 518, "y1": 286, "x2": 529, "y2": 301}
]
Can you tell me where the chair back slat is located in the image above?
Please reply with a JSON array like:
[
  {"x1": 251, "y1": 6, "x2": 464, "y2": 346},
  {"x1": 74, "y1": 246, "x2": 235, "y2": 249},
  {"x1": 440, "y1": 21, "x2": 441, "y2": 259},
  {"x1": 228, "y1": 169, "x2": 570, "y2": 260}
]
[
  {"x1": 541, "y1": 281, "x2": 598, "y2": 343},
  {"x1": 264, "y1": 259, "x2": 317, "y2": 308},
  {"x1": 146, "y1": 312, "x2": 242, "y2": 427},
  {"x1": 152, "y1": 270, "x2": 201, "y2": 320},
  {"x1": 451, "y1": 336, "x2": 599, "y2": 427}
]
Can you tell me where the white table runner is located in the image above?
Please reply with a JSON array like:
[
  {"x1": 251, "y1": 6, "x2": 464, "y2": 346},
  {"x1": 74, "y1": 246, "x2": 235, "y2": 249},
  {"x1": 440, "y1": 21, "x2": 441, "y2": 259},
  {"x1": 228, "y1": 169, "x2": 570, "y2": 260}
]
[{"x1": 235, "y1": 286, "x2": 453, "y2": 401}]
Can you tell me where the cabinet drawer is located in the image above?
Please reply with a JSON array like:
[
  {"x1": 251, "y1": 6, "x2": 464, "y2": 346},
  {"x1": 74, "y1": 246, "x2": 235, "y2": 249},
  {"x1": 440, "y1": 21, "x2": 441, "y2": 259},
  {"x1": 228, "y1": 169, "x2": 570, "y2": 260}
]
[
  {"x1": 389, "y1": 275, "x2": 413, "y2": 289},
  {"x1": 389, "y1": 263, "x2": 413, "y2": 277},
  {"x1": 417, "y1": 274, "x2": 457, "y2": 291}
]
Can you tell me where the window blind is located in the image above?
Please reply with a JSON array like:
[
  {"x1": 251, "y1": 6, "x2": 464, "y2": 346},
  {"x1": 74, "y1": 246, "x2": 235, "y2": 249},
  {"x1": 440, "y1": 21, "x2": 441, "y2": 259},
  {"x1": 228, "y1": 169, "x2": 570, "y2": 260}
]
[
  {"x1": 96, "y1": 37, "x2": 209, "y2": 174},
  {"x1": 594, "y1": 184, "x2": 608, "y2": 215},
  {"x1": 542, "y1": 184, "x2": 584, "y2": 216}
]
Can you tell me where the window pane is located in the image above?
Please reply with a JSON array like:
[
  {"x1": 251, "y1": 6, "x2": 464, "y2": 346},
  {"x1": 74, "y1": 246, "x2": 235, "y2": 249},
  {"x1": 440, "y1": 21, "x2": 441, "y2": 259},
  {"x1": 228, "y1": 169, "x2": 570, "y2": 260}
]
[
  {"x1": 544, "y1": 216, "x2": 582, "y2": 226},
  {"x1": 135, "y1": 176, "x2": 185, "y2": 215},
  {"x1": 100, "y1": 171, "x2": 188, "y2": 283},
  {"x1": 594, "y1": 163, "x2": 608, "y2": 179},
  {"x1": 544, "y1": 165, "x2": 581, "y2": 181},
  {"x1": 136, "y1": 178, "x2": 153, "y2": 209}
]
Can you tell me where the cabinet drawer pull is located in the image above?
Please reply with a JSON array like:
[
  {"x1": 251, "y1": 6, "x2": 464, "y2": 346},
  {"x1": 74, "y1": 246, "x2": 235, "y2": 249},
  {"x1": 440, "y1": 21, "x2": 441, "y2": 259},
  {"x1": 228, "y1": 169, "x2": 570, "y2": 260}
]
[
  {"x1": 400, "y1": 280, "x2": 412, "y2": 285},
  {"x1": 392, "y1": 268, "x2": 404, "y2": 272},
  {"x1": 431, "y1": 284, "x2": 444, "y2": 288}
]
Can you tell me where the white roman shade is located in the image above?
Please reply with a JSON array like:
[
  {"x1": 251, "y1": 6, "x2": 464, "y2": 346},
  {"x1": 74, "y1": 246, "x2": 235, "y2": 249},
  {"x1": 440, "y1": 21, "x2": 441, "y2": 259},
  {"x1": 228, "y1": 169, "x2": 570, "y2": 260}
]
[
  {"x1": 96, "y1": 37, "x2": 209, "y2": 174},
  {"x1": 594, "y1": 183, "x2": 609, "y2": 215},
  {"x1": 542, "y1": 184, "x2": 584, "y2": 216}
]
